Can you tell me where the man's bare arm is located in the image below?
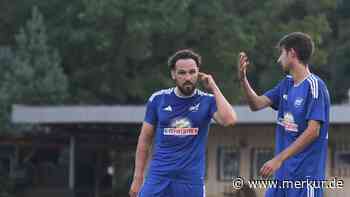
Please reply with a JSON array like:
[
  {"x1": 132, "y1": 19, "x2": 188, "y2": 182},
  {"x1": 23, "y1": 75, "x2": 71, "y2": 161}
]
[
  {"x1": 260, "y1": 120, "x2": 321, "y2": 178},
  {"x1": 129, "y1": 122, "x2": 155, "y2": 197},
  {"x1": 199, "y1": 72, "x2": 237, "y2": 126},
  {"x1": 238, "y1": 52, "x2": 272, "y2": 111}
]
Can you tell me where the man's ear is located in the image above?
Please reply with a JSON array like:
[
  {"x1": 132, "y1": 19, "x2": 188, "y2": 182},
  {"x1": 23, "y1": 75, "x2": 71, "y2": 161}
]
[{"x1": 171, "y1": 70, "x2": 176, "y2": 80}]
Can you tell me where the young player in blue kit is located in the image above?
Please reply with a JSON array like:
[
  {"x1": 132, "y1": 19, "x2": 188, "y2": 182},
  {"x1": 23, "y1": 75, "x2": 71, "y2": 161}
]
[
  {"x1": 129, "y1": 49, "x2": 237, "y2": 197},
  {"x1": 238, "y1": 32, "x2": 330, "y2": 197}
]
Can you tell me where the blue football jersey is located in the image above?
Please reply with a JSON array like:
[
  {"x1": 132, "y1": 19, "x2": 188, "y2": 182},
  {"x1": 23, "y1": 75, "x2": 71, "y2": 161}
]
[
  {"x1": 144, "y1": 88, "x2": 217, "y2": 184},
  {"x1": 264, "y1": 74, "x2": 330, "y2": 180}
]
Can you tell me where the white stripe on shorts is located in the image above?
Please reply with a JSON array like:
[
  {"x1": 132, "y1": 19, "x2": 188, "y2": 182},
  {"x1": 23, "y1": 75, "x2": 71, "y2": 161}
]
[{"x1": 203, "y1": 184, "x2": 206, "y2": 197}]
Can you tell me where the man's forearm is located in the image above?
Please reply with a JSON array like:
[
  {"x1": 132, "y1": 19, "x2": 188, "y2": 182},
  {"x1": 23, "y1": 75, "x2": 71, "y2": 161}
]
[
  {"x1": 240, "y1": 78, "x2": 264, "y2": 111},
  {"x1": 212, "y1": 85, "x2": 237, "y2": 126},
  {"x1": 276, "y1": 127, "x2": 319, "y2": 163},
  {"x1": 133, "y1": 136, "x2": 152, "y2": 179}
]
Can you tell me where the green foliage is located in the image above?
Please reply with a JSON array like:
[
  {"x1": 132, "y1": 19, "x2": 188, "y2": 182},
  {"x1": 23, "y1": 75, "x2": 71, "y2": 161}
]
[
  {"x1": 67, "y1": 0, "x2": 338, "y2": 104},
  {"x1": 326, "y1": 0, "x2": 350, "y2": 103},
  {"x1": 0, "y1": 0, "x2": 349, "y2": 106},
  {"x1": 0, "y1": 6, "x2": 68, "y2": 133},
  {"x1": 8, "y1": 6, "x2": 68, "y2": 105}
]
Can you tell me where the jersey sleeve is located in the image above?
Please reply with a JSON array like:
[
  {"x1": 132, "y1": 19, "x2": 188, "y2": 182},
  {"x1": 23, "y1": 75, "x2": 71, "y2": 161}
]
[
  {"x1": 263, "y1": 79, "x2": 285, "y2": 110},
  {"x1": 144, "y1": 95, "x2": 158, "y2": 126},
  {"x1": 305, "y1": 83, "x2": 327, "y2": 123},
  {"x1": 209, "y1": 96, "x2": 218, "y2": 119}
]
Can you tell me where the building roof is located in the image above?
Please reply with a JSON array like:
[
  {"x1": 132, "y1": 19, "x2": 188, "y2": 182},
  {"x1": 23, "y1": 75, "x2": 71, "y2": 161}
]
[{"x1": 11, "y1": 104, "x2": 350, "y2": 124}]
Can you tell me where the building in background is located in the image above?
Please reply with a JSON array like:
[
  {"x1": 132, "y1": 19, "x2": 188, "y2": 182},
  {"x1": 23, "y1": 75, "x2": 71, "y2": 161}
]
[{"x1": 3, "y1": 105, "x2": 350, "y2": 197}]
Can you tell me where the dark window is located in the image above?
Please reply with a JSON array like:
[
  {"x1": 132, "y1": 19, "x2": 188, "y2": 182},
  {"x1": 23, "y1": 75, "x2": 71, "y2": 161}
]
[
  {"x1": 0, "y1": 158, "x2": 10, "y2": 176},
  {"x1": 217, "y1": 146, "x2": 240, "y2": 181},
  {"x1": 251, "y1": 148, "x2": 274, "y2": 179},
  {"x1": 334, "y1": 144, "x2": 350, "y2": 177}
]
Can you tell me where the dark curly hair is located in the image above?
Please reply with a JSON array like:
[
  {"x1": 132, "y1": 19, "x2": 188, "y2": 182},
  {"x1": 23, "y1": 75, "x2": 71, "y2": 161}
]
[
  {"x1": 168, "y1": 49, "x2": 202, "y2": 70},
  {"x1": 277, "y1": 32, "x2": 315, "y2": 64}
]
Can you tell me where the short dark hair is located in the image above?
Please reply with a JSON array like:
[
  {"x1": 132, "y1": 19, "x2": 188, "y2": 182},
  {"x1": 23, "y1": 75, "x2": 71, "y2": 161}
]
[
  {"x1": 168, "y1": 49, "x2": 201, "y2": 70},
  {"x1": 277, "y1": 32, "x2": 315, "y2": 64}
]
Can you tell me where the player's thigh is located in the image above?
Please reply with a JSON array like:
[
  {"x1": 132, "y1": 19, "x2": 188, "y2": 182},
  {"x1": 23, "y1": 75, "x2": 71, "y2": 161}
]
[
  {"x1": 138, "y1": 177, "x2": 171, "y2": 197},
  {"x1": 170, "y1": 182, "x2": 204, "y2": 197}
]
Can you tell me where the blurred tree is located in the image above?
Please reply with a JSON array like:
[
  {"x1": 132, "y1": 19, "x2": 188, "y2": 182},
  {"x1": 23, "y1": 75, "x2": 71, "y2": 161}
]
[
  {"x1": 235, "y1": 0, "x2": 336, "y2": 99},
  {"x1": 326, "y1": 0, "x2": 350, "y2": 103},
  {"x1": 44, "y1": 0, "x2": 337, "y2": 104},
  {"x1": 0, "y1": 6, "x2": 68, "y2": 133},
  {"x1": 43, "y1": 0, "x2": 255, "y2": 104},
  {"x1": 0, "y1": 0, "x2": 348, "y2": 105}
]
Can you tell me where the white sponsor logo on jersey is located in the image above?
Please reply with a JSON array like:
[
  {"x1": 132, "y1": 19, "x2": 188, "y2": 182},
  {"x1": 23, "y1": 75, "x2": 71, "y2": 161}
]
[
  {"x1": 277, "y1": 112, "x2": 298, "y2": 132},
  {"x1": 164, "y1": 118, "x2": 199, "y2": 136}
]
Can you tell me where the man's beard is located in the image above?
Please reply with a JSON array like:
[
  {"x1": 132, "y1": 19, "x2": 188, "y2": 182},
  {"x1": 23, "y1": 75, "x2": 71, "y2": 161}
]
[{"x1": 177, "y1": 81, "x2": 196, "y2": 96}]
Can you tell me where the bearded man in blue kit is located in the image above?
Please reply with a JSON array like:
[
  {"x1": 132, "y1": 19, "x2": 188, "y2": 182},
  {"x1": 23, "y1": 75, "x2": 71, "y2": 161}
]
[{"x1": 129, "y1": 49, "x2": 237, "y2": 197}]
